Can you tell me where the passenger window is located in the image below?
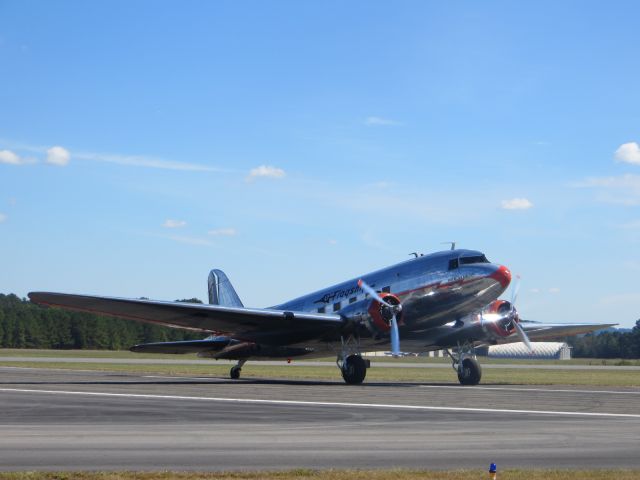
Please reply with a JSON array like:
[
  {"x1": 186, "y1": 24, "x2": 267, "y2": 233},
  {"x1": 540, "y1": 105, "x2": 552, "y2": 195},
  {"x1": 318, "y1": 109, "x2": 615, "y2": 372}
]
[
  {"x1": 448, "y1": 258, "x2": 459, "y2": 270},
  {"x1": 382, "y1": 286, "x2": 390, "y2": 293},
  {"x1": 333, "y1": 302, "x2": 341, "y2": 312},
  {"x1": 349, "y1": 297, "x2": 357, "y2": 304},
  {"x1": 317, "y1": 306, "x2": 325, "y2": 314}
]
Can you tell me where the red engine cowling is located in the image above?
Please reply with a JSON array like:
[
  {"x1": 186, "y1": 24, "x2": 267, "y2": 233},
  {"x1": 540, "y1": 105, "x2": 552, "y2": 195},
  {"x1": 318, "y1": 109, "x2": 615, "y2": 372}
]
[
  {"x1": 367, "y1": 293, "x2": 403, "y2": 333},
  {"x1": 482, "y1": 300, "x2": 518, "y2": 338}
]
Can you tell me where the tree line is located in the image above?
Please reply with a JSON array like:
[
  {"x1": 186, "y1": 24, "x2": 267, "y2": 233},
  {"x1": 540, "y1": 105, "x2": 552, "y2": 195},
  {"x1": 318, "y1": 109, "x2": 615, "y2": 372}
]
[
  {"x1": 1, "y1": 293, "x2": 639, "y2": 358},
  {"x1": 567, "y1": 325, "x2": 640, "y2": 359},
  {"x1": 0, "y1": 294, "x2": 201, "y2": 350}
]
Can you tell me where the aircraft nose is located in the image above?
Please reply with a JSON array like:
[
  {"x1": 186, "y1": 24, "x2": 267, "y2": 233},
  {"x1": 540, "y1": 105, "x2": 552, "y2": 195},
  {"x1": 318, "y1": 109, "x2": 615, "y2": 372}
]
[{"x1": 489, "y1": 265, "x2": 511, "y2": 289}]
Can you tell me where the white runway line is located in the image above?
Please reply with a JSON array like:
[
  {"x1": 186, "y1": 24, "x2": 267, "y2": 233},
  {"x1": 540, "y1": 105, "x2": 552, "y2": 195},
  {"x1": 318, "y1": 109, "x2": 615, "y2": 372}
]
[
  {"x1": 1, "y1": 387, "x2": 639, "y2": 419},
  {"x1": 419, "y1": 385, "x2": 640, "y2": 395}
]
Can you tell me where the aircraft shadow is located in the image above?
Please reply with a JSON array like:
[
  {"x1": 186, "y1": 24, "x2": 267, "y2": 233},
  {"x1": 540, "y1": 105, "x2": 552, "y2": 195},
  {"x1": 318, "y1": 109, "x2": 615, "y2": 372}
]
[{"x1": 0, "y1": 376, "x2": 485, "y2": 388}]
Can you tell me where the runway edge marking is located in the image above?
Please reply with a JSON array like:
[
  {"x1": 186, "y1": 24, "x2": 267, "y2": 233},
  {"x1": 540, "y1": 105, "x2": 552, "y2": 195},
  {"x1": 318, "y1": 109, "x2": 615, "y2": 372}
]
[
  {"x1": 418, "y1": 385, "x2": 640, "y2": 395},
  {"x1": 1, "y1": 387, "x2": 640, "y2": 419}
]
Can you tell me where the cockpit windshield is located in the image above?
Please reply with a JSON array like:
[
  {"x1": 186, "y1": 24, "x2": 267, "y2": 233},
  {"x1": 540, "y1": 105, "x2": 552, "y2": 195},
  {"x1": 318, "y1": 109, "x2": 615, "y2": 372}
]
[
  {"x1": 448, "y1": 254, "x2": 490, "y2": 270},
  {"x1": 459, "y1": 254, "x2": 489, "y2": 265}
]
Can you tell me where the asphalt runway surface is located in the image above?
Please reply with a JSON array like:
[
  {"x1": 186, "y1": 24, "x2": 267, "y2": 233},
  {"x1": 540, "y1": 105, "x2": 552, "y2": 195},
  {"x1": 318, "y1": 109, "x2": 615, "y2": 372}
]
[{"x1": 1, "y1": 366, "x2": 639, "y2": 471}]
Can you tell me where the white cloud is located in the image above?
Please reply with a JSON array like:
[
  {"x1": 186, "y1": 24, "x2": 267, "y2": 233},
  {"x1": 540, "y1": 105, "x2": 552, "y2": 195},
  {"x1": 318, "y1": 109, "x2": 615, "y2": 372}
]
[
  {"x1": 599, "y1": 292, "x2": 640, "y2": 306},
  {"x1": 1, "y1": 139, "x2": 233, "y2": 172},
  {"x1": 364, "y1": 116, "x2": 401, "y2": 126},
  {"x1": 46, "y1": 146, "x2": 70, "y2": 166},
  {"x1": 575, "y1": 174, "x2": 640, "y2": 205},
  {"x1": 165, "y1": 235, "x2": 212, "y2": 247},
  {"x1": 162, "y1": 219, "x2": 187, "y2": 228},
  {"x1": 501, "y1": 198, "x2": 533, "y2": 210},
  {"x1": 549, "y1": 287, "x2": 561, "y2": 294},
  {"x1": 75, "y1": 150, "x2": 225, "y2": 172},
  {"x1": 246, "y1": 165, "x2": 286, "y2": 181},
  {"x1": 0, "y1": 213, "x2": 6, "y2": 223},
  {"x1": 615, "y1": 142, "x2": 640, "y2": 165},
  {"x1": 328, "y1": 239, "x2": 338, "y2": 245},
  {"x1": 619, "y1": 219, "x2": 640, "y2": 229},
  {"x1": 529, "y1": 288, "x2": 540, "y2": 294},
  {"x1": 623, "y1": 260, "x2": 640, "y2": 271},
  {"x1": 0, "y1": 149, "x2": 23, "y2": 165},
  {"x1": 208, "y1": 227, "x2": 237, "y2": 236},
  {"x1": 578, "y1": 174, "x2": 640, "y2": 189}
]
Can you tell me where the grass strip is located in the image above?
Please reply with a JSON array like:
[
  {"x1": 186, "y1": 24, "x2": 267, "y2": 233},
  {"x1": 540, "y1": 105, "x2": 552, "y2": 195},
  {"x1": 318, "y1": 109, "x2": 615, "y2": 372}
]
[
  {"x1": 1, "y1": 361, "x2": 638, "y2": 386},
  {"x1": 1, "y1": 349, "x2": 639, "y2": 366}
]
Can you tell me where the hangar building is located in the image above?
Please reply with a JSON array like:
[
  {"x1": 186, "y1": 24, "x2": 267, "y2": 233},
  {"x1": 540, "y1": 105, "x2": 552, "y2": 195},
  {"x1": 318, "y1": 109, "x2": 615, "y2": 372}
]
[{"x1": 486, "y1": 341, "x2": 572, "y2": 360}]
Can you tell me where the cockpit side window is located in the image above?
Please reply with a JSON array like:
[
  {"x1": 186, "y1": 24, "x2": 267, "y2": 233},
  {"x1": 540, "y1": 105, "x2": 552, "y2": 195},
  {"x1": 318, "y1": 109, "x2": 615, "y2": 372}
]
[
  {"x1": 448, "y1": 258, "x2": 459, "y2": 270},
  {"x1": 459, "y1": 255, "x2": 489, "y2": 265}
]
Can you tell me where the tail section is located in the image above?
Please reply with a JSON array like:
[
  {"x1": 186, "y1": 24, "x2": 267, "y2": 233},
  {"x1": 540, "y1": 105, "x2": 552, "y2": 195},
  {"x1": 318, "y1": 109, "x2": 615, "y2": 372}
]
[{"x1": 208, "y1": 269, "x2": 244, "y2": 307}]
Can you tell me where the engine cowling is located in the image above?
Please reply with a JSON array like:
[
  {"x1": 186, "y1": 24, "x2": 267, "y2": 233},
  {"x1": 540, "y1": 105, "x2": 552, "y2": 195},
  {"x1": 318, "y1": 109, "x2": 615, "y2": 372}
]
[
  {"x1": 481, "y1": 300, "x2": 518, "y2": 339},
  {"x1": 366, "y1": 293, "x2": 403, "y2": 333}
]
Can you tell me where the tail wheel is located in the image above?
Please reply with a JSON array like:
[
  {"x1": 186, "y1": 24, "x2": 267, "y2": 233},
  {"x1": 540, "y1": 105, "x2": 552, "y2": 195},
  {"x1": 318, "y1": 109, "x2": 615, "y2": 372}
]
[
  {"x1": 341, "y1": 354, "x2": 367, "y2": 385},
  {"x1": 457, "y1": 357, "x2": 482, "y2": 385}
]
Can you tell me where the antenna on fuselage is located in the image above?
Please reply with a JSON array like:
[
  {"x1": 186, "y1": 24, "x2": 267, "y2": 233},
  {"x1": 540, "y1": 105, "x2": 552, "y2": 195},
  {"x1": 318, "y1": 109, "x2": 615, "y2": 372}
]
[
  {"x1": 441, "y1": 241, "x2": 456, "y2": 250},
  {"x1": 409, "y1": 252, "x2": 424, "y2": 258}
]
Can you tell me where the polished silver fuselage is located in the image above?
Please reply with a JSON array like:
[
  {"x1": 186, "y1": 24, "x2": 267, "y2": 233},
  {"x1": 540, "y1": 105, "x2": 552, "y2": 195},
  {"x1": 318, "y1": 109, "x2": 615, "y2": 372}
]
[{"x1": 273, "y1": 249, "x2": 510, "y2": 354}]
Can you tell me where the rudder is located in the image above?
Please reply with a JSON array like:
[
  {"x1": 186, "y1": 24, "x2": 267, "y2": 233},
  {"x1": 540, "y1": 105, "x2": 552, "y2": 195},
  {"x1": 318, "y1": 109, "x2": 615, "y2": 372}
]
[{"x1": 208, "y1": 269, "x2": 244, "y2": 307}]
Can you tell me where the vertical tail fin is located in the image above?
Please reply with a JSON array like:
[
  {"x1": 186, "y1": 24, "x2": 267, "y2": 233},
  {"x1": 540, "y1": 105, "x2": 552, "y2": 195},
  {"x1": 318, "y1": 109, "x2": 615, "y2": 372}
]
[{"x1": 208, "y1": 269, "x2": 244, "y2": 307}]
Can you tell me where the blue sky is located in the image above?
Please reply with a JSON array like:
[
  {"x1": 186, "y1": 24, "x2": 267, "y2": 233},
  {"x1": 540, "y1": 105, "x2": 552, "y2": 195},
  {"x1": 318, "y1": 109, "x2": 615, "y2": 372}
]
[{"x1": 1, "y1": 1, "x2": 639, "y2": 327}]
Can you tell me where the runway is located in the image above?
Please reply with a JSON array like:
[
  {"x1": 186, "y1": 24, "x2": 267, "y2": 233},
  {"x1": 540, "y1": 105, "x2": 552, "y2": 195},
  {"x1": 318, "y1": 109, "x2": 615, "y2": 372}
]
[
  {"x1": 1, "y1": 366, "x2": 639, "y2": 471},
  {"x1": 2, "y1": 355, "x2": 640, "y2": 369}
]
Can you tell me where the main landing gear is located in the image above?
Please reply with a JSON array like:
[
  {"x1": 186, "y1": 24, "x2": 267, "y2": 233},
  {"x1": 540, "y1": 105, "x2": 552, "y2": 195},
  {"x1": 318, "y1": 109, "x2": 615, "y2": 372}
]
[
  {"x1": 446, "y1": 342, "x2": 482, "y2": 386},
  {"x1": 336, "y1": 335, "x2": 370, "y2": 384},
  {"x1": 229, "y1": 359, "x2": 246, "y2": 379}
]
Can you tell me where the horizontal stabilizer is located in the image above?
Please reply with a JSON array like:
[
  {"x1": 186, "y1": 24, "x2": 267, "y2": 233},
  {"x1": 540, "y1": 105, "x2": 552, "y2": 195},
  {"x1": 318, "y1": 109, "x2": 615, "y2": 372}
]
[{"x1": 130, "y1": 338, "x2": 231, "y2": 354}]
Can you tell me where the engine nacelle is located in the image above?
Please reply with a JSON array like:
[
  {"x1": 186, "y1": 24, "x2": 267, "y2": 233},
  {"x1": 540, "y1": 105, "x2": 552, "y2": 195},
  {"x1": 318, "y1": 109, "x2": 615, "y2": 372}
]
[
  {"x1": 481, "y1": 300, "x2": 518, "y2": 339},
  {"x1": 366, "y1": 293, "x2": 403, "y2": 333}
]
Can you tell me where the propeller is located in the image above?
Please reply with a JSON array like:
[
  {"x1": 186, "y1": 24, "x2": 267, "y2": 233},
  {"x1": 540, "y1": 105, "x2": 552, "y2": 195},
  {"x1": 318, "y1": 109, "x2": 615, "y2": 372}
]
[
  {"x1": 508, "y1": 275, "x2": 533, "y2": 351},
  {"x1": 358, "y1": 279, "x2": 402, "y2": 357},
  {"x1": 513, "y1": 317, "x2": 533, "y2": 351},
  {"x1": 510, "y1": 274, "x2": 521, "y2": 305}
]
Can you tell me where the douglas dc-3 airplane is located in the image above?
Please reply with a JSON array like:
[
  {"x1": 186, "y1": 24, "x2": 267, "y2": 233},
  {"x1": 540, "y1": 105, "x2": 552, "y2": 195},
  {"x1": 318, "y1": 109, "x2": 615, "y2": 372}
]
[{"x1": 29, "y1": 248, "x2": 613, "y2": 385}]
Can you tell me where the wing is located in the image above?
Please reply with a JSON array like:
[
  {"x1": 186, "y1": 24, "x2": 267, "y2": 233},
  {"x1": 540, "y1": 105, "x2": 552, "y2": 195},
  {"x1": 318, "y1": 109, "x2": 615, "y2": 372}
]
[
  {"x1": 401, "y1": 320, "x2": 617, "y2": 352},
  {"x1": 28, "y1": 292, "x2": 345, "y2": 343},
  {"x1": 519, "y1": 321, "x2": 617, "y2": 341}
]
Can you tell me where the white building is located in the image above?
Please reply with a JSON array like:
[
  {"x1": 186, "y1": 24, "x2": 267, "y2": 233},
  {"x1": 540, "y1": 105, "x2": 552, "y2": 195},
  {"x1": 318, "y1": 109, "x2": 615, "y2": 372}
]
[
  {"x1": 366, "y1": 341, "x2": 573, "y2": 360},
  {"x1": 487, "y1": 342, "x2": 572, "y2": 360}
]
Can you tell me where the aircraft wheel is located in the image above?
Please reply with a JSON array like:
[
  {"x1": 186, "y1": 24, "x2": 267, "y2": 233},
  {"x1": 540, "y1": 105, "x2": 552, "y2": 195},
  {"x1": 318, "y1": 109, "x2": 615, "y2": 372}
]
[
  {"x1": 230, "y1": 365, "x2": 241, "y2": 380},
  {"x1": 457, "y1": 357, "x2": 482, "y2": 385},
  {"x1": 341, "y1": 354, "x2": 367, "y2": 385}
]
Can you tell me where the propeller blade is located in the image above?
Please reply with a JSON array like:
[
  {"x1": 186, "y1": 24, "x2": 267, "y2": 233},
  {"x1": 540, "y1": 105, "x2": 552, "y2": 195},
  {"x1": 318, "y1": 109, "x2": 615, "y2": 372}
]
[
  {"x1": 507, "y1": 274, "x2": 531, "y2": 350},
  {"x1": 390, "y1": 313, "x2": 400, "y2": 357},
  {"x1": 510, "y1": 274, "x2": 521, "y2": 305},
  {"x1": 357, "y1": 279, "x2": 393, "y2": 308},
  {"x1": 514, "y1": 320, "x2": 533, "y2": 351}
]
